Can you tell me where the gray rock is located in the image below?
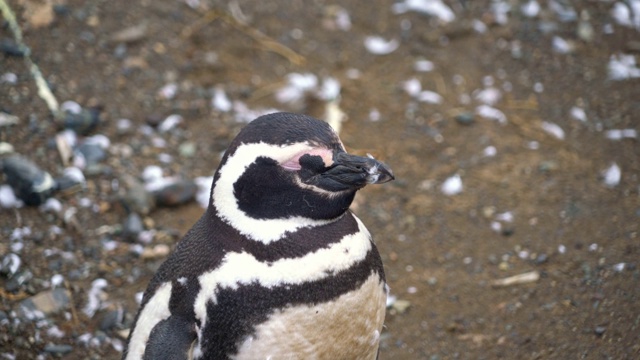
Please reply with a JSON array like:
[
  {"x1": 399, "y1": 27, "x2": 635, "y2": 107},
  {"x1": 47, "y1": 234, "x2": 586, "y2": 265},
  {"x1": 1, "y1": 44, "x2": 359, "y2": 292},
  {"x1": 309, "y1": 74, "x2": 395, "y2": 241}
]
[
  {"x1": 122, "y1": 212, "x2": 144, "y2": 240},
  {"x1": 17, "y1": 288, "x2": 71, "y2": 320},
  {"x1": 1, "y1": 154, "x2": 57, "y2": 206},
  {"x1": 43, "y1": 343, "x2": 73, "y2": 355}
]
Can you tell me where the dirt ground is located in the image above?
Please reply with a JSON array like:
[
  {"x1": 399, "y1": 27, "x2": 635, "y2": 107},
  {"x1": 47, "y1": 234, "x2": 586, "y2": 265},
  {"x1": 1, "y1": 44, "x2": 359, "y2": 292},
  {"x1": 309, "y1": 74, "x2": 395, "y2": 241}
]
[{"x1": 1, "y1": 0, "x2": 639, "y2": 359}]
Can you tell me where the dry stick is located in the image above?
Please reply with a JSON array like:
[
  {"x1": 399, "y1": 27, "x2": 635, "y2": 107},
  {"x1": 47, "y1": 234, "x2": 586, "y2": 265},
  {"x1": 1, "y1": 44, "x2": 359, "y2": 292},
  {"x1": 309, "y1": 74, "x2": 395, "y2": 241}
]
[
  {"x1": 0, "y1": 0, "x2": 60, "y2": 114},
  {"x1": 181, "y1": 9, "x2": 306, "y2": 66},
  {"x1": 65, "y1": 281, "x2": 80, "y2": 328}
]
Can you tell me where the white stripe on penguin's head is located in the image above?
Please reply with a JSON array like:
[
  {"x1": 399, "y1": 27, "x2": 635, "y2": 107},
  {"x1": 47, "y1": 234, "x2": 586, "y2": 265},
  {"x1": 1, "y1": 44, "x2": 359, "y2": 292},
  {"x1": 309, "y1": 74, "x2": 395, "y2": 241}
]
[{"x1": 212, "y1": 141, "x2": 335, "y2": 243}]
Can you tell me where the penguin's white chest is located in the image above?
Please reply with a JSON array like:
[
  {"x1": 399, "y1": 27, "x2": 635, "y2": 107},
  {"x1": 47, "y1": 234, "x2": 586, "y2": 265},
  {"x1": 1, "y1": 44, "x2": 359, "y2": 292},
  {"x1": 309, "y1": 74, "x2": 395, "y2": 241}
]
[{"x1": 231, "y1": 273, "x2": 387, "y2": 360}]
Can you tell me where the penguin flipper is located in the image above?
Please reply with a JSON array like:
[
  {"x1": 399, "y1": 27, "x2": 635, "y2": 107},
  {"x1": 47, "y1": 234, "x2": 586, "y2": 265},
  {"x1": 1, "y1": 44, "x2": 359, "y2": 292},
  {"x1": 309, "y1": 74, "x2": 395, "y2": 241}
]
[{"x1": 142, "y1": 316, "x2": 196, "y2": 360}]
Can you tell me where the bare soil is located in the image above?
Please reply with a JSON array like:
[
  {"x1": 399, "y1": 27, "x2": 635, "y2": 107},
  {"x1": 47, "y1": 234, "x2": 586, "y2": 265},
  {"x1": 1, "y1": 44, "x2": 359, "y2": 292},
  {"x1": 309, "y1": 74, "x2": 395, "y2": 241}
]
[{"x1": 1, "y1": 0, "x2": 639, "y2": 359}]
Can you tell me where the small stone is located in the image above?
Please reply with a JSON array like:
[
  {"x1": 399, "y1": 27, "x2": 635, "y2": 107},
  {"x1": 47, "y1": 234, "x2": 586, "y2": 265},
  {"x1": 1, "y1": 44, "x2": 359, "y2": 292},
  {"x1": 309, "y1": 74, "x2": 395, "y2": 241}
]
[
  {"x1": 594, "y1": 326, "x2": 606, "y2": 337},
  {"x1": 121, "y1": 176, "x2": 156, "y2": 215},
  {"x1": 56, "y1": 108, "x2": 101, "y2": 135},
  {"x1": 539, "y1": 160, "x2": 558, "y2": 172},
  {"x1": 0, "y1": 39, "x2": 29, "y2": 57},
  {"x1": 501, "y1": 227, "x2": 515, "y2": 237},
  {"x1": 97, "y1": 305, "x2": 126, "y2": 331},
  {"x1": 1, "y1": 154, "x2": 57, "y2": 206},
  {"x1": 454, "y1": 112, "x2": 475, "y2": 126},
  {"x1": 535, "y1": 253, "x2": 549, "y2": 265},
  {"x1": 74, "y1": 142, "x2": 107, "y2": 168},
  {"x1": 153, "y1": 179, "x2": 198, "y2": 207},
  {"x1": 178, "y1": 142, "x2": 197, "y2": 158},
  {"x1": 5, "y1": 269, "x2": 33, "y2": 292},
  {"x1": 44, "y1": 343, "x2": 73, "y2": 355},
  {"x1": 122, "y1": 213, "x2": 144, "y2": 241}
]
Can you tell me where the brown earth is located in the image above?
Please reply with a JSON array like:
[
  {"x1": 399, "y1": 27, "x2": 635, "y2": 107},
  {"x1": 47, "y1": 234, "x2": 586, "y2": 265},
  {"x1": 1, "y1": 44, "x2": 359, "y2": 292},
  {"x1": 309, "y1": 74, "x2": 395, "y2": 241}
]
[{"x1": 1, "y1": 0, "x2": 639, "y2": 359}]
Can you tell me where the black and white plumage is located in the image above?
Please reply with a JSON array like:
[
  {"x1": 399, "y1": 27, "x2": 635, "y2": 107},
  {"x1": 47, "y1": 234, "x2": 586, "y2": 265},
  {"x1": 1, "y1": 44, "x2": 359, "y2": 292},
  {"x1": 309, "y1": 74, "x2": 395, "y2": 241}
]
[{"x1": 123, "y1": 112, "x2": 394, "y2": 360}]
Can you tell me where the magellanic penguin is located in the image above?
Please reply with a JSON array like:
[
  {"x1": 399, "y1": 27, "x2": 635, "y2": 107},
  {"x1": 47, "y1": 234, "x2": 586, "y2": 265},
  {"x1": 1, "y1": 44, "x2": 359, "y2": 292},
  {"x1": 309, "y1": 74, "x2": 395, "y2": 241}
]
[{"x1": 123, "y1": 112, "x2": 394, "y2": 360}]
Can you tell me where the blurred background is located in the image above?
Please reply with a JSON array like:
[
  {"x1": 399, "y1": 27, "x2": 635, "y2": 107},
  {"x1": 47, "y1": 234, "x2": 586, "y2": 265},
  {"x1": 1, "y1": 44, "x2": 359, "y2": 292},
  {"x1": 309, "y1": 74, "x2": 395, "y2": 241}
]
[{"x1": 1, "y1": 0, "x2": 639, "y2": 358}]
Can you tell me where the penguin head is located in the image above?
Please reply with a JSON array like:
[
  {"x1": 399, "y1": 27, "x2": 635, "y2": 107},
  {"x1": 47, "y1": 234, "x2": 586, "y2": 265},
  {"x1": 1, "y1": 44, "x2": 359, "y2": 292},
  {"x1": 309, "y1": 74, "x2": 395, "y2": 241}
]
[{"x1": 210, "y1": 112, "x2": 393, "y2": 242}]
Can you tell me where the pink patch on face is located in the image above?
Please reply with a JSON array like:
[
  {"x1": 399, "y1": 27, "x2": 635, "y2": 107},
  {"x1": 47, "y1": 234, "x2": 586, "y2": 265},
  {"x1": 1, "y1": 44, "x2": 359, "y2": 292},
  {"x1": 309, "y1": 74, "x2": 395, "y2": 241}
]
[{"x1": 281, "y1": 148, "x2": 334, "y2": 171}]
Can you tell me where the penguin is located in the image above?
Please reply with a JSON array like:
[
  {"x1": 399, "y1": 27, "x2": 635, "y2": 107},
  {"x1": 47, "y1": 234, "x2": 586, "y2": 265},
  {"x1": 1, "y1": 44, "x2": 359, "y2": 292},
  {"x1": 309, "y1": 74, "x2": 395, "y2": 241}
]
[{"x1": 123, "y1": 112, "x2": 394, "y2": 360}]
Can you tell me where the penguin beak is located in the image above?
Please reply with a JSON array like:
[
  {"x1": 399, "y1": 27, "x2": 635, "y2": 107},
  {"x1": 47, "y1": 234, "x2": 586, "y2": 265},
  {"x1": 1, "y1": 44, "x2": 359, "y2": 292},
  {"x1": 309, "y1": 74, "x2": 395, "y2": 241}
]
[{"x1": 319, "y1": 152, "x2": 394, "y2": 190}]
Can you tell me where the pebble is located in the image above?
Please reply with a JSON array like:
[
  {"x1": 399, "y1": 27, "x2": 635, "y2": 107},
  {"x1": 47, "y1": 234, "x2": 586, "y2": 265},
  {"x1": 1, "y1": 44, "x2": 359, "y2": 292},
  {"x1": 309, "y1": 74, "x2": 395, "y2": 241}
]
[
  {"x1": 1, "y1": 154, "x2": 57, "y2": 206},
  {"x1": 594, "y1": 326, "x2": 606, "y2": 337},
  {"x1": 74, "y1": 142, "x2": 107, "y2": 169},
  {"x1": 5, "y1": 269, "x2": 33, "y2": 292},
  {"x1": 534, "y1": 253, "x2": 549, "y2": 265},
  {"x1": 122, "y1": 212, "x2": 144, "y2": 241},
  {"x1": 121, "y1": 176, "x2": 156, "y2": 215},
  {"x1": 43, "y1": 343, "x2": 73, "y2": 355},
  {"x1": 18, "y1": 288, "x2": 71, "y2": 319},
  {"x1": 152, "y1": 179, "x2": 198, "y2": 207},
  {"x1": 178, "y1": 142, "x2": 197, "y2": 158},
  {"x1": 56, "y1": 108, "x2": 101, "y2": 135},
  {"x1": 454, "y1": 112, "x2": 475, "y2": 126},
  {"x1": 97, "y1": 305, "x2": 126, "y2": 331},
  {"x1": 0, "y1": 39, "x2": 29, "y2": 57}
]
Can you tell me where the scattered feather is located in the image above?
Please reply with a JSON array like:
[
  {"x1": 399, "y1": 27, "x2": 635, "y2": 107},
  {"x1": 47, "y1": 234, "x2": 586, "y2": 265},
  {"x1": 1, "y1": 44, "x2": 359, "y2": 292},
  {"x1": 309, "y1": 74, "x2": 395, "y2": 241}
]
[
  {"x1": 608, "y1": 54, "x2": 640, "y2": 80},
  {"x1": 60, "y1": 101, "x2": 82, "y2": 115},
  {"x1": 416, "y1": 90, "x2": 443, "y2": 104},
  {"x1": 317, "y1": 77, "x2": 341, "y2": 101},
  {"x1": 441, "y1": 174, "x2": 463, "y2": 195},
  {"x1": 474, "y1": 87, "x2": 502, "y2": 105},
  {"x1": 158, "y1": 114, "x2": 183, "y2": 133},
  {"x1": 212, "y1": 87, "x2": 232, "y2": 112},
  {"x1": 491, "y1": 271, "x2": 540, "y2": 287},
  {"x1": 40, "y1": 198, "x2": 62, "y2": 213},
  {"x1": 552, "y1": 36, "x2": 574, "y2": 54},
  {"x1": 369, "y1": 108, "x2": 381, "y2": 122},
  {"x1": 483, "y1": 146, "x2": 497, "y2": 157},
  {"x1": 402, "y1": 78, "x2": 422, "y2": 97},
  {"x1": 157, "y1": 83, "x2": 178, "y2": 100},
  {"x1": 414, "y1": 59, "x2": 434, "y2": 72},
  {"x1": 51, "y1": 274, "x2": 64, "y2": 288},
  {"x1": 275, "y1": 73, "x2": 318, "y2": 103},
  {"x1": 521, "y1": 0, "x2": 540, "y2": 18},
  {"x1": 541, "y1": 121, "x2": 565, "y2": 140},
  {"x1": 83, "y1": 279, "x2": 108, "y2": 317},
  {"x1": 602, "y1": 163, "x2": 621, "y2": 188},
  {"x1": 476, "y1": 105, "x2": 507, "y2": 123},
  {"x1": 142, "y1": 165, "x2": 163, "y2": 184},
  {"x1": 570, "y1": 106, "x2": 587, "y2": 122},
  {"x1": 611, "y1": 1, "x2": 640, "y2": 30},
  {"x1": 549, "y1": 0, "x2": 577, "y2": 22},
  {"x1": 391, "y1": 0, "x2": 455, "y2": 23},
  {"x1": 605, "y1": 129, "x2": 637, "y2": 140},
  {"x1": 364, "y1": 36, "x2": 399, "y2": 55},
  {"x1": 613, "y1": 262, "x2": 626, "y2": 272},
  {"x1": 0, "y1": 184, "x2": 22, "y2": 208}
]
